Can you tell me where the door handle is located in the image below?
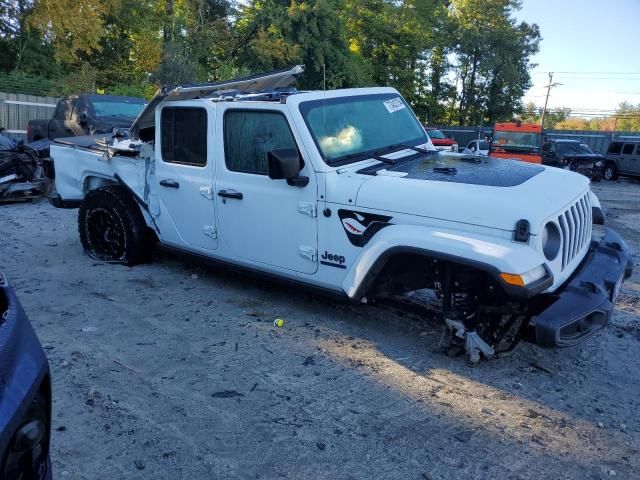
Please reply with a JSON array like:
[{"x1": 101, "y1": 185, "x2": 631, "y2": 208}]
[
  {"x1": 218, "y1": 189, "x2": 243, "y2": 200},
  {"x1": 159, "y1": 179, "x2": 180, "y2": 189}
]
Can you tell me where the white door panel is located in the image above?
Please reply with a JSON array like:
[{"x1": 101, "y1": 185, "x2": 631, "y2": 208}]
[
  {"x1": 215, "y1": 105, "x2": 317, "y2": 274},
  {"x1": 152, "y1": 105, "x2": 218, "y2": 250}
]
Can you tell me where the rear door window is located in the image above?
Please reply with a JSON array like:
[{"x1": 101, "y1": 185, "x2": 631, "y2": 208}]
[
  {"x1": 161, "y1": 107, "x2": 207, "y2": 167},
  {"x1": 608, "y1": 142, "x2": 622, "y2": 154},
  {"x1": 622, "y1": 144, "x2": 635, "y2": 155},
  {"x1": 54, "y1": 99, "x2": 71, "y2": 120}
]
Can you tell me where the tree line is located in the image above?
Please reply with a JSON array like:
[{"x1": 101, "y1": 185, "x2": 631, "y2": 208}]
[{"x1": 0, "y1": 0, "x2": 542, "y2": 126}]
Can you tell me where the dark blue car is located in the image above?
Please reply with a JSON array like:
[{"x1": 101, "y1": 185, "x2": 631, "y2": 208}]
[{"x1": 0, "y1": 271, "x2": 52, "y2": 479}]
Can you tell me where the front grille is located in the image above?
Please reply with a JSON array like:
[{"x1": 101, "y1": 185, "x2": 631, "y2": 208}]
[{"x1": 557, "y1": 193, "x2": 592, "y2": 271}]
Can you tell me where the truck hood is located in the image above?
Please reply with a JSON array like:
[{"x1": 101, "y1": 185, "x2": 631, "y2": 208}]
[{"x1": 349, "y1": 153, "x2": 590, "y2": 234}]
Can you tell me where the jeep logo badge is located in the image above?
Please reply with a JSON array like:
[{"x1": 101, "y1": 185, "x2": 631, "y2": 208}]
[{"x1": 320, "y1": 251, "x2": 346, "y2": 269}]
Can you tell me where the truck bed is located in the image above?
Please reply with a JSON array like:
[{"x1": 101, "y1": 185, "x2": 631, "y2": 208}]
[
  {"x1": 51, "y1": 135, "x2": 146, "y2": 204},
  {"x1": 53, "y1": 134, "x2": 112, "y2": 152}
]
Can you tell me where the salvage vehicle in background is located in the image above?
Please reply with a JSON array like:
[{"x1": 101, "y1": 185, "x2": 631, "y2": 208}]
[
  {"x1": 0, "y1": 128, "x2": 49, "y2": 202},
  {"x1": 27, "y1": 94, "x2": 146, "y2": 142},
  {"x1": 603, "y1": 139, "x2": 640, "y2": 181},
  {"x1": 0, "y1": 270, "x2": 52, "y2": 479},
  {"x1": 48, "y1": 66, "x2": 632, "y2": 363},
  {"x1": 490, "y1": 121, "x2": 542, "y2": 163},
  {"x1": 424, "y1": 128, "x2": 458, "y2": 152},
  {"x1": 462, "y1": 139, "x2": 489, "y2": 156},
  {"x1": 541, "y1": 139, "x2": 604, "y2": 181}
]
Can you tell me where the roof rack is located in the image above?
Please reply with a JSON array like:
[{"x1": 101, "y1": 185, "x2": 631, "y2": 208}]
[
  {"x1": 130, "y1": 65, "x2": 304, "y2": 139},
  {"x1": 209, "y1": 87, "x2": 302, "y2": 103}
]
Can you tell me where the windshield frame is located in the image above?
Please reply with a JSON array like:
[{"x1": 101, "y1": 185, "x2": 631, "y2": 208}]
[{"x1": 298, "y1": 93, "x2": 429, "y2": 167}]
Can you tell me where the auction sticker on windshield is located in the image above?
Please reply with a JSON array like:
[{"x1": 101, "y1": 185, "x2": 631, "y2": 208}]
[{"x1": 383, "y1": 97, "x2": 405, "y2": 113}]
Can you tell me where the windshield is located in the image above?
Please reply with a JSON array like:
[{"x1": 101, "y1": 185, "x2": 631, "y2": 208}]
[
  {"x1": 558, "y1": 142, "x2": 593, "y2": 154},
  {"x1": 299, "y1": 93, "x2": 428, "y2": 164},
  {"x1": 493, "y1": 131, "x2": 541, "y2": 151},
  {"x1": 93, "y1": 101, "x2": 146, "y2": 118},
  {"x1": 427, "y1": 129, "x2": 446, "y2": 139}
]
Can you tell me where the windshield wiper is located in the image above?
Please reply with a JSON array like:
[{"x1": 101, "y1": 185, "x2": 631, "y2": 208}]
[
  {"x1": 370, "y1": 153, "x2": 396, "y2": 165},
  {"x1": 401, "y1": 144, "x2": 438, "y2": 156}
]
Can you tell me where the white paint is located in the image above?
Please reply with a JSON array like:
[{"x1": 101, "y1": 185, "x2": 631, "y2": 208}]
[{"x1": 51, "y1": 86, "x2": 595, "y2": 298}]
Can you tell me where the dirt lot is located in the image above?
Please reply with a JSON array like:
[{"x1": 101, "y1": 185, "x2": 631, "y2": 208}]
[{"x1": 1, "y1": 179, "x2": 639, "y2": 480}]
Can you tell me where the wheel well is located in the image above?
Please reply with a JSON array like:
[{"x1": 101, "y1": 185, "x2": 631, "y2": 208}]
[
  {"x1": 84, "y1": 175, "x2": 117, "y2": 193},
  {"x1": 363, "y1": 251, "x2": 500, "y2": 300}
]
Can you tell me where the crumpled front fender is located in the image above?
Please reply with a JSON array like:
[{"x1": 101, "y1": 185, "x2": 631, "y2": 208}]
[{"x1": 341, "y1": 224, "x2": 547, "y2": 300}]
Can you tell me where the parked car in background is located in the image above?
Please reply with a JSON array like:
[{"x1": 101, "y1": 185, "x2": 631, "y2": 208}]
[
  {"x1": 490, "y1": 122, "x2": 542, "y2": 163},
  {"x1": 0, "y1": 270, "x2": 52, "y2": 479},
  {"x1": 0, "y1": 128, "x2": 49, "y2": 202},
  {"x1": 462, "y1": 139, "x2": 490, "y2": 156},
  {"x1": 27, "y1": 94, "x2": 146, "y2": 142},
  {"x1": 541, "y1": 139, "x2": 604, "y2": 181},
  {"x1": 425, "y1": 128, "x2": 458, "y2": 152},
  {"x1": 603, "y1": 139, "x2": 640, "y2": 181}
]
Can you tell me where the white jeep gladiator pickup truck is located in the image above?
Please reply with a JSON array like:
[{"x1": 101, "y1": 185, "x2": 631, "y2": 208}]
[{"x1": 48, "y1": 66, "x2": 632, "y2": 362}]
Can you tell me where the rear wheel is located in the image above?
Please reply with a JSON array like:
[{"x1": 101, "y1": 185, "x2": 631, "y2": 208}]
[
  {"x1": 603, "y1": 163, "x2": 618, "y2": 181},
  {"x1": 78, "y1": 186, "x2": 155, "y2": 265}
]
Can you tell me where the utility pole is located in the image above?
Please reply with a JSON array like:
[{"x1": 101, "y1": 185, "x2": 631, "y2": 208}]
[{"x1": 540, "y1": 72, "x2": 561, "y2": 128}]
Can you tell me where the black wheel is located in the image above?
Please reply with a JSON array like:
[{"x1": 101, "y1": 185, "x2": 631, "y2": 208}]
[
  {"x1": 78, "y1": 186, "x2": 155, "y2": 265},
  {"x1": 603, "y1": 163, "x2": 618, "y2": 181}
]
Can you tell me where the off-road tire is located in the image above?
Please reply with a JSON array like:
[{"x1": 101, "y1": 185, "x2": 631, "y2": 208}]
[
  {"x1": 78, "y1": 186, "x2": 155, "y2": 265},
  {"x1": 603, "y1": 163, "x2": 618, "y2": 181}
]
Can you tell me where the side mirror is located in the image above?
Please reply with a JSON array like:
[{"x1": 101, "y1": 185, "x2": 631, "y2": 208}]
[{"x1": 267, "y1": 148, "x2": 308, "y2": 187}]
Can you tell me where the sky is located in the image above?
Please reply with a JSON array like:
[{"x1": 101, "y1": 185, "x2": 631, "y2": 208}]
[{"x1": 516, "y1": 0, "x2": 640, "y2": 115}]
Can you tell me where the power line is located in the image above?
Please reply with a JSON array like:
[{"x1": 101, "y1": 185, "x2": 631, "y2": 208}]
[{"x1": 532, "y1": 71, "x2": 640, "y2": 75}]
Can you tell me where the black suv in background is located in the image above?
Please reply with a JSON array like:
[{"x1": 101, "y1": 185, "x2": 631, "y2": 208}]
[
  {"x1": 27, "y1": 94, "x2": 146, "y2": 142},
  {"x1": 541, "y1": 139, "x2": 604, "y2": 181},
  {"x1": 604, "y1": 139, "x2": 640, "y2": 181}
]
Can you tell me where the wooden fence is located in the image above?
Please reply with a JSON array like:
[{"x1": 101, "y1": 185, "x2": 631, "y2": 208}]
[{"x1": 0, "y1": 92, "x2": 58, "y2": 140}]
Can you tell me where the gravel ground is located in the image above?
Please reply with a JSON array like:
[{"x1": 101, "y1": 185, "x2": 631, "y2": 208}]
[{"x1": 0, "y1": 179, "x2": 639, "y2": 480}]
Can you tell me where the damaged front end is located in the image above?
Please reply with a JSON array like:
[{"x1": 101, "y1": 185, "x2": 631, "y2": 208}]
[{"x1": 0, "y1": 130, "x2": 49, "y2": 202}]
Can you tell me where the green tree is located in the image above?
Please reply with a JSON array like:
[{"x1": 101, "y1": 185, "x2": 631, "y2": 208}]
[
  {"x1": 449, "y1": 0, "x2": 540, "y2": 125},
  {"x1": 235, "y1": 0, "x2": 368, "y2": 89},
  {"x1": 615, "y1": 102, "x2": 640, "y2": 132}
]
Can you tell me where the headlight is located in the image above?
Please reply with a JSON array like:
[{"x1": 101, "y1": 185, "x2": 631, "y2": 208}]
[
  {"x1": 500, "y1": 265, "x2": 548, "y2": 287},
  {"x1": 542, "y1": 221, "x2": 561, "y2": 261},
  {"x1": 595, "y1": 160, "x2": 603, "y2": 167},
  {"x1": 451, "y1": 143, "x2": 458, "y2": 152}
]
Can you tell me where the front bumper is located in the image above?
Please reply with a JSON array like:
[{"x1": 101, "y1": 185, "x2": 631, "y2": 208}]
[
  {"x1": 0, "y1": 273, "x2": 52, "y2": 479},
  {"x1": 526, "y1": 228, "x2": 633, "y2": 348}
]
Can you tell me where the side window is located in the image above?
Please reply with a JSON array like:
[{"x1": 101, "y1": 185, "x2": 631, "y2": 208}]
[
  {"x1": 636, "y1": 145, "x2": 640, "y2": 155},
  {"x1": 71, "y1": 99, "x2": 85, "y2": 121},
  {"x1": 224, "y1": 110, "x2": 296, "y2": 175},
  {"x1": 608, "y1": 142, "x2": 622, "y2": 155},
  {"x1": 161, "y1": 107, "x2": 207, "y2": 167},
  {"x1": 622, "y1": 144, "x2": 635, "y2": 155},
  {"x1": 54, "y1": 99, "x2": 71, "y2": 120}
]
